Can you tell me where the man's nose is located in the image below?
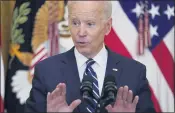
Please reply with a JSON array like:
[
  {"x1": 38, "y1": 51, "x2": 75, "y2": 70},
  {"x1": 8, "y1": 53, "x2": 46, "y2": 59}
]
[{"x1": 78, "y1": 24, "x2": 87, "y2": 37}]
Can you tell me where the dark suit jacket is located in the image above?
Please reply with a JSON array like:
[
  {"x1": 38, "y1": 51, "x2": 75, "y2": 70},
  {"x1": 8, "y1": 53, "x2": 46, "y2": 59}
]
[{"x1": 25, "y1": 46, "x2": 155, "y2": 112}]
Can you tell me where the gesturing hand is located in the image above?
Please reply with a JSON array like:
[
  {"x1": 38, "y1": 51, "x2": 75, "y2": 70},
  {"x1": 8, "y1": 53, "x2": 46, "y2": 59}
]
[
  {"x1": 106, "y1": 86, "x2": 139, "y2": 112},
  {"x1": 47, "y1": 83, "x2": 81, "y2": 112}
]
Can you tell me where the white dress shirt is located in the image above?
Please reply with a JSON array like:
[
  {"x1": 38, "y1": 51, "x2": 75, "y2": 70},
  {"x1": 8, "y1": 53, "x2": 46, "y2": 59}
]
[{"x1": 74, "y1": 45, "x2": 108, "y2": 95}]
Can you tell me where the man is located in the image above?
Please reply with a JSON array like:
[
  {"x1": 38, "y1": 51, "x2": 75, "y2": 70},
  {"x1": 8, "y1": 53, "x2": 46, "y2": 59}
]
[{"x1": 25, "y1": 1, "x2": 155, "y2": 112}]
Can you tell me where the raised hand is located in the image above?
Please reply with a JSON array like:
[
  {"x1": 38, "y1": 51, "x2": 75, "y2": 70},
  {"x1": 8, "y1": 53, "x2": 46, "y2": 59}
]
[
  {"x1": 106, "y1": 86, "x2": 139, "y2": 112},
  {"x1": 47, "y1": 83, "x2": 81, "y2": 112}
]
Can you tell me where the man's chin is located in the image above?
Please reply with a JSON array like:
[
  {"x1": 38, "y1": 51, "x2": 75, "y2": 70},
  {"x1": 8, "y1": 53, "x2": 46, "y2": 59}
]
[{"x1": 76, "y1": 47, "x2": 91, "y2": 57}]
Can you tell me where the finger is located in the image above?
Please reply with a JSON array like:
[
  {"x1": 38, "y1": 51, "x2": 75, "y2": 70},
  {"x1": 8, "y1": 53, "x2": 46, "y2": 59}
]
[
  {"x1": 51, "y1": 87, "x2": 61, "y2": 99},
  {"x1": 56, "y1": 82, "x2": 63, "y2": 95},
  {"x1": 116, "y1": 87, "x2": 124, "y2": 100},
  {"x1": 69, "y1": 99, "x2": 81, "y2": 110},
  {"x1": 58, "y1": 83, "x2": 67, "y2": 102},
  {"x1": 57, "y1": 83, "x2": 65, "y2": 96},
  {"x1": 61, "y1": 83, "x2": 66, "y2": 96},
  {"x1": 115, "y1": 87, "x2": 124, "y2": 106},
  {"x1": 56, "y1": 83, "x2": 61, "y2": 88},
  {"x1": 47, "y1": 92, "x2": 52, "y2": 102},
  {"x1": 132, "y1": 96, "x2": 139, "y2": 108},
  {"x1": 122, "y1": 86, "x2": 129, "y2": 101},
  {"x1": 126, "y1": 90, "x2": 133, "y2": 103},
  {"x1": 105, "y1": 104, "x2": 112, "y2": 112}
]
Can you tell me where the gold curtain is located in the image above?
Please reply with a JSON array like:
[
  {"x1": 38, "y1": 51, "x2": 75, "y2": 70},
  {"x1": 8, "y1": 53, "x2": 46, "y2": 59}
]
[{"x1": 1, "y1": 1, "x2": 15, "y2": 75}]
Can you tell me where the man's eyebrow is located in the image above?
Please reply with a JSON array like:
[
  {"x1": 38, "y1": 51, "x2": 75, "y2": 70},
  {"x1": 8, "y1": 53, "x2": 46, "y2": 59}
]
[
  {"x1": 85, "y1": 18, "x2": 97, "y2": 21},
  {"x1": 68, "y1": 16, "x2": 78, "y2": 20}
]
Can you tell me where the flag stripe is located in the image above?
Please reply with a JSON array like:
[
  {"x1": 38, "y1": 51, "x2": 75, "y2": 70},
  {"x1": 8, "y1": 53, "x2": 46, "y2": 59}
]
[
  {"x1": 1, "y1": 25, "x2": 4, "y2": 112},
  {"x1": 31, "y1": 53, "x2": 47, "y2": 69},
  {"x1": 150, "y1": 87, "x2": 162, "y2": 112},
  {"x1": 163, "y1": 27, "x2": 174, "y2": 60},
  {"x1": 0, "y1": 54, "x2": 4, "y2": 112},
  {"x1": 0, "y1": 97, "x2": 4, "y2": 112},
  {"x1": 30, "y1": 55, "x2": 48, "y2": 76},
  {"x1": 151, "y1": 41, "x2": 174, "y2": 93},
  {"x1": 35, "y1": 43, "x2": 45, "y2": 54},
  {"x1": 33, "y1": 47, "x2": 45, "y2": 58},
  {"x1": 31, "y1": 48, "x2": 47, "y2": 68},
  {"x1": 105, "y1": 28, "x2": 132, "y2": 58},
  {"x1": 0, "y1": 57, "x2": 4, "y2": 99}
]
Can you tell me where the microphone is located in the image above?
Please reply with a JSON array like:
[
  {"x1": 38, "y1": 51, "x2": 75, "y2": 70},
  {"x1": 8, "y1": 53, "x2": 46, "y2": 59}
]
[
  {"x1": 101, "y1": 75, "x2": 117, "y2": 107},
  {"x1": 80, "y1": 75, "x2": 94, "y2": 108}
]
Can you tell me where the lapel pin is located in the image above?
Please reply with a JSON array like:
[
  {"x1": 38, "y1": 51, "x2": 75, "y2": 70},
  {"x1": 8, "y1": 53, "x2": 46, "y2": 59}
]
[{"x1": 112, "y1": 68, "x2": 118, "y2": 72}]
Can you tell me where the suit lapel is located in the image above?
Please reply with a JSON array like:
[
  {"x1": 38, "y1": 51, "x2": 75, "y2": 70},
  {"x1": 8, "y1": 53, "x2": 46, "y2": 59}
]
[
  {"x1": 105, "y1": 47, "x2": 123, "y2": 87},
  {"x1": 61, "y1": 47, "x2": 86, "y2": 112}
]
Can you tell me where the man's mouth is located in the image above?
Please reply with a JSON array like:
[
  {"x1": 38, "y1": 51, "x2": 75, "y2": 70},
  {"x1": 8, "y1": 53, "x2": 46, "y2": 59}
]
[{"x1": 77, "y1": 42, "x2": 88, "y2": 46}]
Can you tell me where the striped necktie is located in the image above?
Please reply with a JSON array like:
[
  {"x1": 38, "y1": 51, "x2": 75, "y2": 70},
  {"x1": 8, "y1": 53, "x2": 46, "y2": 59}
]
[{"x1": 84, "y1": 58, "x2": 100, "y2": 113}]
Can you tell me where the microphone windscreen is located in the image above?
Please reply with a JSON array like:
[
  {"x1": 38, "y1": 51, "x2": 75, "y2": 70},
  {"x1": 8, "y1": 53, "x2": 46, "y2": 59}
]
[{"x1": 104, "y1": 75, "x2": 116, "y2": 83}]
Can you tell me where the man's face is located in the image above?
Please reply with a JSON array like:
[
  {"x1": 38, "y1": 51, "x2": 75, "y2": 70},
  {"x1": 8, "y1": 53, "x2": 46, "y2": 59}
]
[{"x1": 68, "y1": 1, "x2": 112, "y2": 58}]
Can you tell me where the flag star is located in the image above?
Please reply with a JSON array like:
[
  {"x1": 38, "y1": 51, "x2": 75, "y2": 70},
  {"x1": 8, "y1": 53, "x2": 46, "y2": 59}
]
[
  {"x1": 164, "y1": 5, "x2": 174, "y2": 20},
  {"x1": 132, "y1": 3, "x2": 144, "y2": 18},
  {"x1": 150, "y1": 25, "x2": 159, "y2": 38},
  {"x1": 149, "y1": 4, "x2": 160, "y2": 19}
]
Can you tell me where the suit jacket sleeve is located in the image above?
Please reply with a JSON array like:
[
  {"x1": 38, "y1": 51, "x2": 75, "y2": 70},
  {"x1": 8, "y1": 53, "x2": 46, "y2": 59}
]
[
  {"x1": 136, "y1": 65, "x2": 155, "y2": 112},
  {"x1": 25, "y1": 64, "x2": 47, "y2": 112}
]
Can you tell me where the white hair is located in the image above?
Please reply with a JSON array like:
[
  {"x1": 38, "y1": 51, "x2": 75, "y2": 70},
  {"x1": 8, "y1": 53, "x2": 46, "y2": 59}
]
[
  {"x1": 68, "y1": 1, "x2": 112, "y2": 20},
  {"x1": 104, "y1": 1, "x2": 112, "y2": 19}
]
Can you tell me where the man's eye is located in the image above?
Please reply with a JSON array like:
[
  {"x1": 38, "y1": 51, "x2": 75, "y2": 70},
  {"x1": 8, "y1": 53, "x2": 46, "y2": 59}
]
[
  {"x1": 87, "y1": 23, "x2": 95, "y2": 27},
  {"x1": 73, "y1": 22, "x2": 77, "y2": 25},
  {"x1": 72, "y1": 21, "x2": 80, "y2": 26}
]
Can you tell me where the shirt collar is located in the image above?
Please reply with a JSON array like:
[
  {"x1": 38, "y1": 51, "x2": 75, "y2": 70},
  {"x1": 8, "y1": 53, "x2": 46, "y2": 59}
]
[
  {"x1": 74, "y1": 44, "x2": 108, "y2": 68},
  {"x1": 74, "y1": 48, "x2": 88, "y2": 68},
  {"x1": 93, "y1": 45, "x2": 107, "y2": 67}
]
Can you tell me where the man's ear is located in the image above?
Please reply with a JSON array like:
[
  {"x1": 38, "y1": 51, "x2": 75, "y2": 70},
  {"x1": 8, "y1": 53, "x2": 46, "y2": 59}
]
[{"x1": 105, "y1": 18, "x2": 112, "y2": 35}]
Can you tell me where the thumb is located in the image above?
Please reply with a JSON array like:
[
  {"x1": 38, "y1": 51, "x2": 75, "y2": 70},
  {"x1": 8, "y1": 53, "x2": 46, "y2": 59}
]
[
  {"x1": 69, "y1": 99, "x2": 81, "y2": 110},
  {"x1": 105, "y1": 104, "x2": 112, "y2": 112}
]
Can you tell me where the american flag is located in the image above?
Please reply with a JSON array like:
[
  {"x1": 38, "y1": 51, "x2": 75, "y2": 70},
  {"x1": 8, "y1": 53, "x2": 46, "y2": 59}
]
[{"x1": 105, "y1": 0, "x2": 174, "y2": 112}]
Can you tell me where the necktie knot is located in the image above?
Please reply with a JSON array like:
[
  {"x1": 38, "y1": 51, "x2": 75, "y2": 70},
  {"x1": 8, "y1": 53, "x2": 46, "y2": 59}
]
[{"x1": 86, "y1": 58, "x2": 95, "y2": 68}]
